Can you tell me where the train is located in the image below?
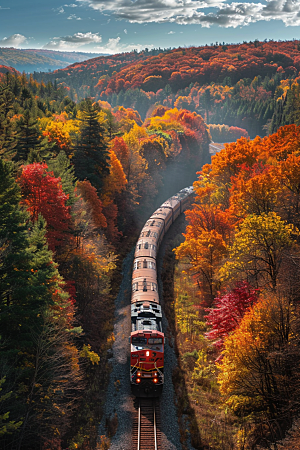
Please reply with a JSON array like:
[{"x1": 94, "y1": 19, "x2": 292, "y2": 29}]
[{"x1": 130, "y1": 186, "x2": 194, "y2": 397}]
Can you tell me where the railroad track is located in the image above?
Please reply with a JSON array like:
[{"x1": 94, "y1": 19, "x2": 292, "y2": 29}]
[{"x1": 132, "y1": 398, "x2": 161, "y2": 450}]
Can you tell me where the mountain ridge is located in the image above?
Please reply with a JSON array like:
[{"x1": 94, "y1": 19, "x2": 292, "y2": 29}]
[{"x1": 0, "y1": 47, "x2": 109, "y2": 72}]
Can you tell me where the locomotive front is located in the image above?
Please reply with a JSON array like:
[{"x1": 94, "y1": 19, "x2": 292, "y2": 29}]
[{"x1": 130, "y1": 329, "x2": 164, "y2": 397}]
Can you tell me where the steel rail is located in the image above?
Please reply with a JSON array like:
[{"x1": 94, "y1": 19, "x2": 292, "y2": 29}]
[
  {"x1": 137, "y1": 399, "x2": 141, "y2": 450},
  {"x1": 153, "y1": 399, "x2": 157, "y2": 450},
  {"x1": 135, "y1": 398, "x2": 158, "y2": 450}
]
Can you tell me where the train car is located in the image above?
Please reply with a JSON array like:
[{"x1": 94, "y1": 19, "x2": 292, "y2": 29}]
[
  {"x1": 130, "y1": 186, "x2": 194, "y2": 397},
  {"x1": 131, "y1": 256, "x2": 159, "y2": 305}
]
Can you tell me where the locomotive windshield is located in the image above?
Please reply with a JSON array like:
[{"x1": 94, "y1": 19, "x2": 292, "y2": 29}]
[
  {"x1": 132, "y1": 337, "x2": 147, "y2": 345},
  {"x1": 131, "y1": 336, "x2": 163, "y2": 347},
  {"x1": 148, "y1": 338, "x2": 163, "y2": 344}
]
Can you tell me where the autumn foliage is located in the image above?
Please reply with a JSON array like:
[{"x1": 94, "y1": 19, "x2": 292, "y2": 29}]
[
  {"x1": 175, "y1": 123, "x2": 300, "y2": 447},
  {"x1": 208, "y1": 124, "x2": 249, "y2": 142},
  {"x1": 76, "y1": 180, "x2": 107, "y2": 229},
  {"x1": 0, "y1": 61, "x2": 214, "y2": 450},
  {"x1": 100, "y1": 41, "x2": 300, "y2": 94},
  {"x1": 205, "y1": 281, "x2": 259, "y2": 349},
  {"x1": 19, "y1": 163, "x2": 71, "y2": 251}
]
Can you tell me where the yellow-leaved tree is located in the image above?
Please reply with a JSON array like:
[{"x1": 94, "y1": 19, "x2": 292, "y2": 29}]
[
  {"x1": 218, "y1": 294, "x2": 300, "y2": 447},
  {"x1": 219, "y1": 212, "x2": 296, "y2": 290}
]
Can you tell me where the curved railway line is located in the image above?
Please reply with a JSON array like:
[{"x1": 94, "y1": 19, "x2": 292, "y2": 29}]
[{"x1": 132, "y1": 398, "x2": 162, "y2": 450}]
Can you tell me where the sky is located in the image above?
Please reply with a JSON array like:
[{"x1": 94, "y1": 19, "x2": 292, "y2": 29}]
[{"x1": 1, "y1": 0, "x2": 300, "y2": 54}]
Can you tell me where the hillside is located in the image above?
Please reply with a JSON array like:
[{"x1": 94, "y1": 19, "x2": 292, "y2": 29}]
[
  {"x1": 33, "y1": 47, "x2": 169, "y2": 98},
  {"x1": 35, "y1": 40, "x2": 300, "y2": 94},
  {"x1": 0, "y1": 47, "x2": 107, "y2": 73},
  {"x1": 33, "y1": 40, "x2": 300, "y2": 136},
  {"x1": 0, "y1": 64, "x2": 20, "y2": 76}
]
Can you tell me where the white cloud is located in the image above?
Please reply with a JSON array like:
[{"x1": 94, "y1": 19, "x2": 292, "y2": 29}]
[
  {"x1": 124, "y1": 28, "x2": 127, "y2": 34},
  {"x1": 53, "y1": 6, "x2": 65, "y2": 14},
  {"x1": 196, "y1": 1, "x2": 300, "y2": 28},
  {"x1": 43, "y1": 32, "x2": 102, "y2": 50},
  {"x1": 67, "y1": 14, "x2": 83, "y2": 19},
  {"x1": 168, "y1": 30, "x2": 175, "y2": 34},
  {"x1": 64, "y1": 3, "x2": 78, "y2": 6},
  {"x1": 0, "y1": 34, "x2": 27, "y2": 47},
  {"x1": 0, "y1": 6, "x2": 10, "y2": 9},
  {"x1": 94, "y1": 36, "x2": 154, "y2": 54},
  {"x1": 77, "y1": 0, "x2": 224, "y2": 23},
  {"x1": 77, "y1": 0, "x2": 300, "y2": 27}
]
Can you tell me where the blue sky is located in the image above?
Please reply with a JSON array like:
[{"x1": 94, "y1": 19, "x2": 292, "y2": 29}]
[{"x1": 1, "y1": 0, "x2": 300, "y2": 54}]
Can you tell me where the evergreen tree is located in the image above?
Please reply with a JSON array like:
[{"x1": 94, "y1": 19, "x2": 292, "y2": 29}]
[
  {"x1": 0, "y1": 160, "x2": 52, "y2": 447},
  {"x1": 0, "y1": 160, "x2": 56, "y2": 357},
  {"x1": 73, "y1": 98, "x2": 109, "y2": 191},
  {"x1": 47, "y1": 151, "x2": 77, "y2": 205},
  {"x1": 14, "y1": 216, "x2": 81, "y2": 450},
  {"x1": 0, "y1": 85, "x2": 17, "y2": 160},
  {"x1": 0, "y1": 158, "x2": 29, "y2": 310},
  {"x1": 14, "y1": 110, "x2": 52, "y2": 163}
]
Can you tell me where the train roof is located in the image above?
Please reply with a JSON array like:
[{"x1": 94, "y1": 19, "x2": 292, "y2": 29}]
[
  {"x1": 131, "y1": 330, "x2": 164, "y2": 337},
  {"x1": 135, "y1": 317, "x2": 159, "y2": 332},
  {"x1": 160, "y1": 186, "x2": 194, "y2": 208},
  {"x1": 131, "y1": 302, "x2": 162, "y2": 319}
]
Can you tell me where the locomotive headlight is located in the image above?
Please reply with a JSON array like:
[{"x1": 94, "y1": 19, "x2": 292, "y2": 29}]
[
  {"x1": 137, "y1": 371, "x2": 141, "y2": 377},
  {"x1": 136, "y1": 378, "x2": 141, "y2": 384},
  {"x1": 153, "y1": 378, "x2": 158, "y2": 384},
  {"x1": 146, "y1": 351, "x2": 150, "y2": 357},
  {"x1": 154, "y1": 372, "x2": 157, "y2": 376}
]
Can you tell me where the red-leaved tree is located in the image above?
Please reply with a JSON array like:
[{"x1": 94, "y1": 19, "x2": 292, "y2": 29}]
[
  {"x1": 19, "y1": 163, "x2": 71, "y2": 251},
  {"x1": 205, "y1": 281, "x2": 259, "y2": 350}
]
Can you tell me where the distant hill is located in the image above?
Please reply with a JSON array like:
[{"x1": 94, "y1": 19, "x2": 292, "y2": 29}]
[
  {"x1": 0, "y1": 48, "x2": 108, "y2": 73},
  {"x1": 0, "y1": 64, "x2": 21, "y2": 81},
  {"x1": 33, "y1": 40, "x2": 300, "y2": 97},
  {"x1": 0, "y1": 64, "x2": 20, "y2": 75},
  {"x1": 31, "y1": 40, "x2": 300, "y2": 137},
  {"x1": 32, "y1": 47, "x2": 170, "y2": 99}
]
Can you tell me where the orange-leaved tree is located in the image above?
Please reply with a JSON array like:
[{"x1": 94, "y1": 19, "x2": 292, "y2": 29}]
[
  {"x1": 101, "y1": 149, "x2": 128, "y2": 242},
  {"x1": 229, "y1": 162, "x2": 280, "y2": 218},
  {"x1": 76, "y1": 180, "x2": 107, "y2": 229},
  {"x1": 175, "y1": 228, "x2": 227, "y2": 303}
]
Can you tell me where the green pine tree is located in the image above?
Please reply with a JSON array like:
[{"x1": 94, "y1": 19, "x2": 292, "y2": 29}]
[
  {"x1": 73, "y1": 98, "x2": 109, "y2": 191},
  {"x1": 47, "y1": 151, "x2": 77, "y2": 205},
  {"x1": 14, "y1": 110, "x2": 52, "y2": 163},
  {"x1": 0, "y1": 85, "x2": 17, "y2": 160}
]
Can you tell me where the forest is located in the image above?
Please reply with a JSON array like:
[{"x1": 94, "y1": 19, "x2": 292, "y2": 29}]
[
  {"x1": 0, "y1": 70, "x2": 209, "y2": 449},
  {"x1": 2, "y1": 37, "x2": 300, "y2": 450},
  {"x1": 32, "y1": 39, "x2": 300, "y2": 138},
  {"x1": 175, "y1": 126, "x2": 300, "y2": 448}
]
